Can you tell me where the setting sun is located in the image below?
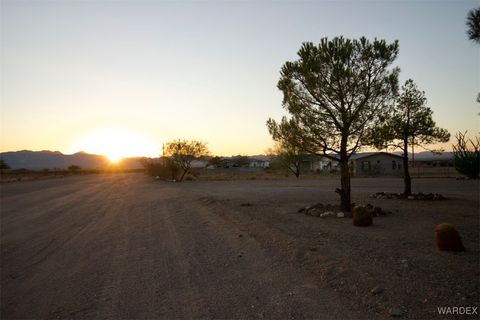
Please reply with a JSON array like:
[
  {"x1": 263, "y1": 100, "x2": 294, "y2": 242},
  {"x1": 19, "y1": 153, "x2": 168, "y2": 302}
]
[{"x1": 69, "y1": 128, "x2": 159, "y2": 162}]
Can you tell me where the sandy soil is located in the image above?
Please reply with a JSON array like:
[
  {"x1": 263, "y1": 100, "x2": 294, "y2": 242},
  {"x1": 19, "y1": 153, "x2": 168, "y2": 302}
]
[{"x1": 1, "y1": 173, "x2": 478, "y2": 319}]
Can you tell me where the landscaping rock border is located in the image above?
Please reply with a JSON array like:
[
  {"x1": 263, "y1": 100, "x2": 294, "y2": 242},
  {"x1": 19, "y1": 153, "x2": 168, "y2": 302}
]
[
  {"x1": 370, "y1": 192, "x2": 446, "y2": 200},
  {"x1": 298, "y1": 202, "x2": 392, "y2": 218}
]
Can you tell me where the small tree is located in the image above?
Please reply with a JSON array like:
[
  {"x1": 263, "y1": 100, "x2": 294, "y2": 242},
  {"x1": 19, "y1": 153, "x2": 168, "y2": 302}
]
[
  {"x1": 165, "y1": 139, "x2": 209, "y2": 182},
  {"x1": 267, "y1": 117, "x2": 309, "y2": 178},
  {"x1": 453, "y1": 131, "x2": 479, "y2": 179},
  {"x1": 267, "y1": 144, "x2": 303, "y2": 178},
  {"x1": 466, "y1": 7, "x2": 480, "y2": 44},
  {"x1": 373, "y1": 79, "x2": 450, "y2": 195},
  {"x1": 268, "y1": 37, "x2": 399, "y2": 212},
  {"x1": 141, "y1": 158, "x2": 179, "y2": 180},
  {"x1": 0, "y1": 158, "x2": 10, "y2": 174},
  {"x1": 231, "y1": 155, "x2": 250, "y2": 168},
  {"x1": 0, "y1": 158, "x2": 10, "y2": 169}
]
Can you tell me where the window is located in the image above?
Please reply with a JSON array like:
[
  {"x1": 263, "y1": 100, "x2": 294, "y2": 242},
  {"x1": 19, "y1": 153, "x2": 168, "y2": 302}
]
[
  {"x1": 362, "y1": 161, "x2": 370, "y2": 172},
  {"x1": 392, "y1": 160, "x2": 396, "y2": 169}
]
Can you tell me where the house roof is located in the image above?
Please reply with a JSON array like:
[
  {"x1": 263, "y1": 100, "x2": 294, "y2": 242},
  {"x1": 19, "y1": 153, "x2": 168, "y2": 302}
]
[{"x1": 349, "y1": 152, "x2": 403, "y2": 160}]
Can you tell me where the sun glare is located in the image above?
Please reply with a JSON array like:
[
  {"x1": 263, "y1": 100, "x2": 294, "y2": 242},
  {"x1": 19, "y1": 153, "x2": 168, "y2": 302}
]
[{"x1": 69, "y1": 128, "x2": 159, "y2": 162}]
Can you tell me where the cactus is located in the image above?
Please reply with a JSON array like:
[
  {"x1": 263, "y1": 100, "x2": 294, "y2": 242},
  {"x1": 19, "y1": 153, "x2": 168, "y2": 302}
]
[
  {"x1": 353, "y1": 206, "x2": 373, "y2": 226},
  {"x1": 435, "y1": 223, "x2": 465, "y2": 252}
]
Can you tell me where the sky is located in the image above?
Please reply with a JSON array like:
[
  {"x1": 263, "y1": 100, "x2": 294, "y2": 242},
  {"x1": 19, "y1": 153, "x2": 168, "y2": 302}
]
[{"x1": 1, "y1": 0, "x2": 478, "y2": 157}]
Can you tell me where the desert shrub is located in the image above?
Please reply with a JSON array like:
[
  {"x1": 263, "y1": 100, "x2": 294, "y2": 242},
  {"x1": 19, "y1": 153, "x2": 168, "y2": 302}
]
[
  {"x1": 0, "y1": 158, "x2": 10, "y2": 171},
  {"x1": 165, "y1": 139, "x2": 209, "y2": 181},
  {"x1": 435, "y1": 223, "x2": 465, "y2": 252},
  {"x1": 353, "y1": 206, "x2": 373, "y2": 226},
  {"x1": 453, "y1": 131, "x2": 479, "y2": 179},
  {"x1": 141, "y1": 158, "x2": 180, "y2": 180},
  {"x1": 68, "y1": 165, "x2": 81, "y2": 173}
]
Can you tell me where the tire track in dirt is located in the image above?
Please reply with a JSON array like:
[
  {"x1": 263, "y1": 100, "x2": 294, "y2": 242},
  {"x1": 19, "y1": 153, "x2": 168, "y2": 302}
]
[
  {"x1": 160, "y1": 191, "x2": 363, "y2": 319},
  {"x1": 185, "y1": 194, "x2": 370, "y2": 319},
  {"x1": 1, "y1": 174, "x2": 139, "y2": 319},
  {"x1": 1, "y1": 175, "x2": 393, "y2": 319}
]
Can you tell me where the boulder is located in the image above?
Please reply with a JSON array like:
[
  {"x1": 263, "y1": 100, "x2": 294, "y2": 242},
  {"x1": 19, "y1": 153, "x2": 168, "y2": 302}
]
[
  {"x1": 370, "y1": 285, "x2": 384, "y2": 295},
  {"x1": 320, "y1": 211, "x2": 336, "y2": 218}
]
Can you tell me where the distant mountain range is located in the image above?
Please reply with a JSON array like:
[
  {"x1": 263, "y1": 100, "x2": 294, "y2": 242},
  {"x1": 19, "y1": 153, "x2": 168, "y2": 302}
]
[
  {"x1": 0, "y1": 150, "x2": 145, "y2": 169},
  {"x1": 0, "y1": 150, "x2": 454, "y2": 170}
]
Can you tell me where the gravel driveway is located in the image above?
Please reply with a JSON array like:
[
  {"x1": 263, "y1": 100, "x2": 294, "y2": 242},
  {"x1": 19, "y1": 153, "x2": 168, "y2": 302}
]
[{"x1": 1, "y1": 174, "x2": 478, "y2": 319}]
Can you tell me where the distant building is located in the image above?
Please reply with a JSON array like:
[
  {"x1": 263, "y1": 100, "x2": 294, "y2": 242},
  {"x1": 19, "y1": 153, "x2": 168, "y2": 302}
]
[
  {"x1": 349, "y1": 152, "x2": 403, "y2": 176},
  {"x1": 409, "y1": 152, "x2": 454, "y2": 168},
  {"x1": 300, "y1": 155, "x2": 334, "y2": 172},
  {"x1": 191, "y1": 159, "x2": 209, "y2": 168},
  {"x1": 248, "y1": 158, "x2": 270, "y2": 168}
]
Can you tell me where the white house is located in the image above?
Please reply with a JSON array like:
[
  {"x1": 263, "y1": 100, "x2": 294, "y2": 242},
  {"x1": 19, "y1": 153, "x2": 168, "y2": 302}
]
[{"x1": 248, "y1": 158, "x2": 270, "y2": 168}]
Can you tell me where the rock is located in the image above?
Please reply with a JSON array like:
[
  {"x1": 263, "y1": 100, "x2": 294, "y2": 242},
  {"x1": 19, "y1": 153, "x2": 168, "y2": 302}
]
[
  {"x1": 435, "y1": 223, "x2": 465, "y2": 252},
  {"x1": 365, "y1": 204, "x2": 377, "y2": 216},
  {"x1": 240, "y1": 203, "x2": 253, "y2": 207},
  {"x1": 370, "y1": 285, "x2": 384, "y2": 294},
  {"x1": 389, "y1": 307, "x2": 403, "y2": 317},
  {"x1": 374, "y1": 206, "x2": 384, "y2": 215},
  {"x1": 309, "y1": 208, "x2": 321, "y2": 217},
  {"x1": 337, "y1": 212, "x2": 345, "y2": 218},
  {"x1": 353, "y1": 205, "x2": 373, "y2": 226},
  {"x1": 433, "y1": 193, "x2": 446, "y2": 200},
  {"x1": 320, "y1": 211, "x2": 336, "y2": 218}
]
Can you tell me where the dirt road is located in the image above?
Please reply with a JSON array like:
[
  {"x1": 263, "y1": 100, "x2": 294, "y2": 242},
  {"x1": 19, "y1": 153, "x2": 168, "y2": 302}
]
[
  {"x1": 1, "y1": 174, "x2": 478, "y2": 319},
  {"x1": 1, "y1": 174, "x2": 358, "y2": 319}
]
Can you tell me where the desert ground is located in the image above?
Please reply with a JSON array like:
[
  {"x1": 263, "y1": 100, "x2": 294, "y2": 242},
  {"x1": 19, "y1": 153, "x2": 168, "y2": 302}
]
[{"x1": 1, "y1": 173, "x2": 478, "y2": 319}]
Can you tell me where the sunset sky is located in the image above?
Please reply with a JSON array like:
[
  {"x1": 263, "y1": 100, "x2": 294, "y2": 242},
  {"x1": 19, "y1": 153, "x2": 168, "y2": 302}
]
[{"x1": 1, "y1": 0, "x2": 478, "y2": 158}]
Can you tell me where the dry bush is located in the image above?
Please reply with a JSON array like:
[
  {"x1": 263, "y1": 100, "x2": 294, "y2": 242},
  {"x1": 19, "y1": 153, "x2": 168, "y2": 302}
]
[
  {"x1": 141, "y1": 158, "x2": 179, "y2": 180},
  {"x1": 453, "y1": 131, "x2": 479, "y2": 179}
]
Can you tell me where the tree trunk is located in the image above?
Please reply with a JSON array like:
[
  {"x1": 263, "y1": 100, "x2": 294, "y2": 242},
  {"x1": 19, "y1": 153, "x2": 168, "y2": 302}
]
[
  {"x1": 339, "y1": 156, "x2": 352, "y2": 213},
  {"x1": 294, "y1": 165, "x2": 300, "y2": 178},
  {"x1": 179, "y1": 168, "x2": 188, "y2": 182},
  {"x1": 402, "y1": 139, "x2": 412, "y2": 196}
]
